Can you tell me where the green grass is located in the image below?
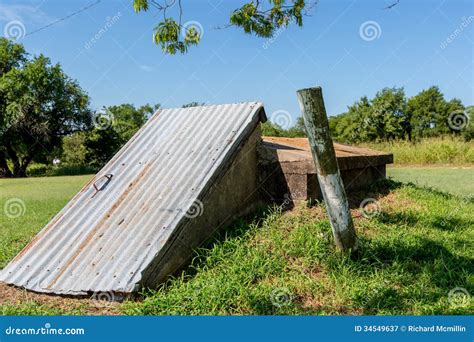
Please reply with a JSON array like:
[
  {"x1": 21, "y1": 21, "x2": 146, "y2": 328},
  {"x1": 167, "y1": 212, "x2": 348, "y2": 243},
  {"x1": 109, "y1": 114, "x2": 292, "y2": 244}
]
[
  {"x1": 0, "y1": 175, "x2": 92, "y2": 269},
  {"x1": 359, "y1": 137, "x2": 474, "y2": 165},
  {"x1": 0, "y1": 175, "x2": 472, "y2": 315},
  {"x1": 387, "y1": 166, "x2": 474, "y2": 197}
]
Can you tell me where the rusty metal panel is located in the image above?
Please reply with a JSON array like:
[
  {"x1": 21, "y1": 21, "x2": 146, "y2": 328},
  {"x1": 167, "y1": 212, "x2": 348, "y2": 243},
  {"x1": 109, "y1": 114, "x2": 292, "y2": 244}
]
[{"x1": 0, "y1": 102, "x2": 266, "y2": 295}]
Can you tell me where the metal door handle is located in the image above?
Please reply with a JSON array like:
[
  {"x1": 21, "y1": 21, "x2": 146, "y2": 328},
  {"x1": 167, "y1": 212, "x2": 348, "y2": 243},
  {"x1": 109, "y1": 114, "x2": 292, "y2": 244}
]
[{"x1": 92, "y1": 173, "x2": 113, "y2": 194}]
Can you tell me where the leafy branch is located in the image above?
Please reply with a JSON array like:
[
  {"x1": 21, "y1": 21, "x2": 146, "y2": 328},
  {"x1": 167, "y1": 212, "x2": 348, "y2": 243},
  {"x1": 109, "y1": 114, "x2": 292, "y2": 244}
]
[{"x1": 133, "y1": 0, "x2": 315, "y2": 54}]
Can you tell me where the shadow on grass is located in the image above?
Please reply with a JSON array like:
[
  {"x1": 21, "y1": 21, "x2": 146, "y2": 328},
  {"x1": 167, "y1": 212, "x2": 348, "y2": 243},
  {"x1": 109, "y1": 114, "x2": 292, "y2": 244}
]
[
  {"x1": 375, "y1": 211, "x2": 421, "y2": 226},
  {"x1": 430, "y1": 215, "x2": 473, "y2": 231},
  {"x1": 347, "y1": 237, "x2": 473, "y2": 314}
]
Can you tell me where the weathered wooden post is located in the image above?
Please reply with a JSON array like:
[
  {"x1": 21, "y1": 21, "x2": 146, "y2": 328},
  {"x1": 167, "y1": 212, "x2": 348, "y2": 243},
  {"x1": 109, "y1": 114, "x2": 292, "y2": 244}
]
[{"x1": 296, "y1": 87, "x2": 358, "y2": 251}]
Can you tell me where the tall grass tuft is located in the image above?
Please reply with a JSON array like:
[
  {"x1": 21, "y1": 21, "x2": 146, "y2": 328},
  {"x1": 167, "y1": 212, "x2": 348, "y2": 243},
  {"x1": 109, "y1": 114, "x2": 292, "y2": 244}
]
[{"x1": 359, "y1": 137, "x2": 474, "y2": 165}]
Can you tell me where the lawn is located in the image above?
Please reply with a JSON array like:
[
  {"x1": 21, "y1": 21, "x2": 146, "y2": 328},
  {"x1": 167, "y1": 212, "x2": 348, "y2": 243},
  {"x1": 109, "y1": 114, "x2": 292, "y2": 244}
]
[
  {"x1": 387, "y1": 166, "x2": 474, "y2": 197},
  {"x1": 0, "y1": 173, "x2": 472, "y2": 315},
  {"x1": 0, "y1": 175, "x2": 92, "y2": 269}
]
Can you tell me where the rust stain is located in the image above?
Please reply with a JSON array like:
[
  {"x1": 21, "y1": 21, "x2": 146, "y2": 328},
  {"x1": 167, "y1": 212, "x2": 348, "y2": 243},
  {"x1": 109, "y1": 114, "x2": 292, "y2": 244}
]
[{"x1": 46, "y1": 162, "x2": 155, "y2": 289}]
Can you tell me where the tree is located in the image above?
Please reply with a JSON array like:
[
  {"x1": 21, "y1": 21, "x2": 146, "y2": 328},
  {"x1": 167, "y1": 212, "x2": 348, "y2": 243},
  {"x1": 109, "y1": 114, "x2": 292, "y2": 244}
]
[
  {"x1": 261, "y1": 120, "x2": 287, "y2": 137},
  {"x1": 407, "y1": 86, "x2": 464, "y2": 139},
  {"x1": 370, "y1": 87, "x2": 408, "y2": 141},
  {"x1": 261, "y1": 117, "x2": 306, "y2": 138},
  {"x1": 0, "y1": 38, "x2": 91, "y2": 177},
  {"x1": 108, "y1": 103, "x2": 155, "y2": 141},
  {"x1": 329, "y1": 96, "x2": 372, "y2": 143},
  {"x1": 329, "y1": 88, "x2": 409, "y2": 143},
  {"x1": 0, "y1": 39, "x2": 27, "y2": 177},
  {"x1": 182, "y1": 102, "x2": 205, "y2": 108},
  {"x1": 287, "y1": 116, "x2": 306, "y2": 137},
  {"x1": 61, "y1": 132, "x2": 88, "y2": 166},
  {"x1": 462, "y1": 106, "x2": 474, "y2": 141},
  {"x1": 132, "y1": 0, "x2": 311, "y2": 54},
  {"x1": 84, "y1": 126, "x2": 122, "y2": 169}
]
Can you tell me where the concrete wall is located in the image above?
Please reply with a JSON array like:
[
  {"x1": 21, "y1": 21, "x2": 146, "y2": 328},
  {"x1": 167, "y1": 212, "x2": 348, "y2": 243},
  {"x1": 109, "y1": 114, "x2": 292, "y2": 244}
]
[
  {"x1": 307, "y1": 165, "x2": 387, "y2": 201},
  {"x1": 258, "y1": 147, "x2": 389, "y2": 203}
]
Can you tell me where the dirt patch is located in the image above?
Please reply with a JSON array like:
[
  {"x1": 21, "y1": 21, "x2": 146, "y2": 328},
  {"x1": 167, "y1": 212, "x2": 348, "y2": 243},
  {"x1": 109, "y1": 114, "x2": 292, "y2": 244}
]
[
  {"x1": 378, "y1": 191, "x2": 425, "y2": 212},
  {"x1": 286, "y1": 202, "x2": 326, "y2": 220},
  {"x1": 0, "y1": 282, "x2": 122, "y2": 315}
]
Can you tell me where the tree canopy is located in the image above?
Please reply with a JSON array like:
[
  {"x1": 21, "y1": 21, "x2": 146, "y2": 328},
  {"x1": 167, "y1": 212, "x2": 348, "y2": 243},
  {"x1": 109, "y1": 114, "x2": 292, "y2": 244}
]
[
  {"x1": 0, "y1": 38, "x2": 91, "y2": 177},
  {"x1": 328, "y1": 86, "x2": 467, "y2": 143}
]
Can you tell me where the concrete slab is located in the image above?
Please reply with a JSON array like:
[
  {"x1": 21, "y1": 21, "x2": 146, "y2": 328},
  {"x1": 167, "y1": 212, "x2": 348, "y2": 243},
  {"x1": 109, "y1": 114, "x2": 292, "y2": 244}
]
[{"x1": 258, "y1": 137, "x2": 393, "y2": 201}]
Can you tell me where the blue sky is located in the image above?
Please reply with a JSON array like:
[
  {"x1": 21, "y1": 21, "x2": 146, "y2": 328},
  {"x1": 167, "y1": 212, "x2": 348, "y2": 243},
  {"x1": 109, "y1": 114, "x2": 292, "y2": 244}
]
[{"x1": 0, "y1": 0, "x2": 472, "y2": 127}]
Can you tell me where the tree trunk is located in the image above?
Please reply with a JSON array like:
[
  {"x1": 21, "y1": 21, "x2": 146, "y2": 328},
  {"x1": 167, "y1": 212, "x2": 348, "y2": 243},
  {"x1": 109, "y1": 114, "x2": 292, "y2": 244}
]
[
  {"x1": 0, "y1": 151, "x2": 13, "y2": 178},
  {"x1": 18, "y1": 155, "x2": 33, "y2": 178},
  {"x1": 5, "y1": 143, "x2": 26, "y2": 177}
]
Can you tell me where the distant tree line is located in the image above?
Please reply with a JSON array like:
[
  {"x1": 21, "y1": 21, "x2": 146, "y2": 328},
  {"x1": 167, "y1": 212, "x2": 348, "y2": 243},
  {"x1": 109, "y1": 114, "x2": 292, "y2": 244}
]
[
  {"x1": 329, "y1": 87, "x2": 472, "y2": 143},
  {"x1": 263, "y1": 87, "x2": 472, "y2": 143},
  {"x1": 262, "y1": 117, "x2": 306, "y2": 138}
]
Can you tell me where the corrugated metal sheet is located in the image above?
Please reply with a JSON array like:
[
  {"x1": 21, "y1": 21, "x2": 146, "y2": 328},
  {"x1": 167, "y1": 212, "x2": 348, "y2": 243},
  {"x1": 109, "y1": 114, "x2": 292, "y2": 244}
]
[{"x1": 0, "y1": 102, "x2": 266, "y2": 295}]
